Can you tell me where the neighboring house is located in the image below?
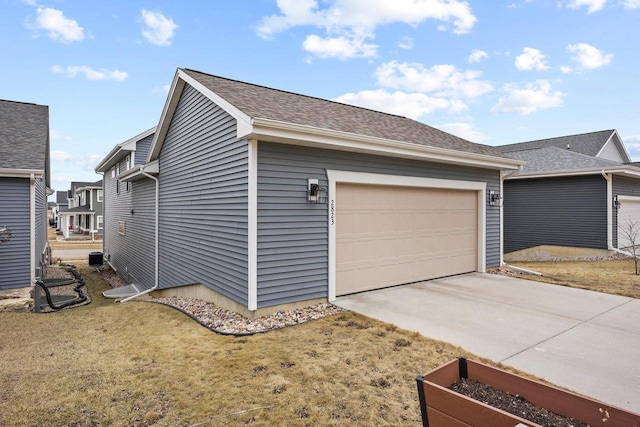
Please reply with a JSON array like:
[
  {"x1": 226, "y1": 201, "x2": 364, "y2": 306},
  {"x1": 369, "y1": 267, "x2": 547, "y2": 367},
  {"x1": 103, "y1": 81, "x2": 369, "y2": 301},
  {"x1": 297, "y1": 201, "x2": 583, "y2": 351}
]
[
  {"x1": 496, "y1": 130, "x2": 640, "y2": 252},
  {"x1": 96, "y1": 68, "x2": 522, "y2": 317},
  {"x1": 0, "y1": 99, "x2": 52, "y2": 298},
  {"x1": 58, "y1": 180, "x2": 103, "y2": 239},
  {"x1": 52, "y1": 190, "x2": 68, "y2": 228}
]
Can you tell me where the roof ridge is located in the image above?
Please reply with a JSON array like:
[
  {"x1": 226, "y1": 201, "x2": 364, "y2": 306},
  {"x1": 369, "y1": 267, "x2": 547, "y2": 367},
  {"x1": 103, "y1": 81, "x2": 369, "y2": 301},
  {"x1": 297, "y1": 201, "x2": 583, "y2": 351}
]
[
  {"x1": 505, "y1": 129, "x2": 615, "y2": 147},
  {"x1": 528, "y1": 146, "x2": 622, "y2": 165},
  {"x1": 181, "y1": 68, "x2": 410, "y2": 121}
]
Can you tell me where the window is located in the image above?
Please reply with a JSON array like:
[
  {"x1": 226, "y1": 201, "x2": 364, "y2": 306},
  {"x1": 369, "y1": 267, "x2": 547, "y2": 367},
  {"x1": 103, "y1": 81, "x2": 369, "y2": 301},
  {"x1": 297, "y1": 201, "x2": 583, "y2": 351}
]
[
  {"x1": 81, "y1": 192, "x2": 86, "y2": 206},
  {"x1": 111, "y1": 167, "x2": 115, "y2": 178},
  {"x1": 118, "y1": 221, "x2": 125, "y2": 235},
  {"x1": 116, "y1": 180, "x2": 120, "y2": 195},
  {"x1": 126, "y1": 181, "x2": 132, "y2": 192},
  {"x1": 116, "y1": 163, "x2": 120, "y2": 176},
  {"x1": 125, "y1": 155, "x2": 131, "y2": 171},
  {"x1": 97, "y1": 189, "x2": 103, "y2": 202},
  {"x1": 97, "y1": 215, "x2": 103, "y2": 230}
]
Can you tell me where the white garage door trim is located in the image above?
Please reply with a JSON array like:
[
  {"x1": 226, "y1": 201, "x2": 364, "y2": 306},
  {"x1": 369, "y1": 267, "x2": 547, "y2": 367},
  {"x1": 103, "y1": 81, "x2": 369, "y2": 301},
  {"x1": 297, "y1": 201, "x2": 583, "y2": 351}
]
[
  {"x1": 327, "y1": 170, "x2": 487, "y2": 301},
  {"x1": 617, "y1": 195, "x2": 640, "y2": 249}
]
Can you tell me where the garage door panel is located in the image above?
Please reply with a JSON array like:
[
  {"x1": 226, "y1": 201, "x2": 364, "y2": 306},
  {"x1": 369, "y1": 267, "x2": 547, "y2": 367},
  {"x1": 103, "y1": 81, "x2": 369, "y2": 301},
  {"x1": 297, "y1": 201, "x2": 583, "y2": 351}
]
[
  {"x1": 336, "y1": 183, "x2": 478, "y2": 296},
  {"x1": 617, "y1": 198, "x2": 640, "y2": 248}
]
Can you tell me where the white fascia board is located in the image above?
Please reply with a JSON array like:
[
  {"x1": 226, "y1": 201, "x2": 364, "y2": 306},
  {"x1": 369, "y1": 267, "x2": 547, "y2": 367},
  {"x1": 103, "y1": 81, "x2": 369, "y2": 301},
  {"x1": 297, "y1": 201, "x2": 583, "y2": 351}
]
[
  {"x1": 508, "y1": 166, "x2": 640, "y2": 181},
  {"x1": 617, "y1": 195, "x2": 640, "y2": 202},
  {"x1": 148, "y1": 71, "x2": 185, "y2": 162},
  {"x1": 326, "y1": 170, "x2": 487, "y2": 302},
  {"x1": 178, "y1": 70, "x2": 253, "y2": 137},
  {"x1": 245, "y1": 118, "x2": 523, "y2": 171},
  {"x1": 0, "y1": 168, "x2": 44, "y2": 178},
  {"x1": 147, "y1": 70, "x2": 253, "y2": 162}
]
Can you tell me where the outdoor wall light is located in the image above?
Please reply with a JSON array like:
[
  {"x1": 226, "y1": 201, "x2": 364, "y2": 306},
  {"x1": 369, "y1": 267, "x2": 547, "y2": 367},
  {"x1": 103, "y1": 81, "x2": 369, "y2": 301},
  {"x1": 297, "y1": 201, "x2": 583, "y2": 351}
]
[
  {"x1": 488, "y1": 190, "x2": 502, "y2": 207},
  {"x1": 307, "y1": 178, "x2": 327, "y2": 204},
  {"x1": 130, "y1": 209, "x2": 135, "y2": 215},
  {"x1": 614, "y1": 196, "x2": 620, "y2": 209}
]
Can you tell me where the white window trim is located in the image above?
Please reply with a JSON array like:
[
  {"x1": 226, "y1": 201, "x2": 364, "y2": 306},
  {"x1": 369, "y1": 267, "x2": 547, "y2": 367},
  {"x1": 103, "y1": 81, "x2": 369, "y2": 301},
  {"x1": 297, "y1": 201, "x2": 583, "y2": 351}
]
[
  {"x1": 326, "y1": 170, "x2": 487, "y2": 302},
  {"x1": 97, "y1": 189, "x2": 103, "y2": 202},
  {"x1": 97, "y1": 215, "x2": 103, "y2": 230}
]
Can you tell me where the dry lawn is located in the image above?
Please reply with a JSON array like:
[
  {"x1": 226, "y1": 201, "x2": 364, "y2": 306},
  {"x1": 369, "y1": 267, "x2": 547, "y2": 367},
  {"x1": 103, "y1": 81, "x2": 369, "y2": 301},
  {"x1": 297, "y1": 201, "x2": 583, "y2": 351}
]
[
  {"x1": 0, "y1": 266, "x2": 486, "y2": 427},
  {"x1": 507, "y1": 259, "x2": 640, "y2": 299}
]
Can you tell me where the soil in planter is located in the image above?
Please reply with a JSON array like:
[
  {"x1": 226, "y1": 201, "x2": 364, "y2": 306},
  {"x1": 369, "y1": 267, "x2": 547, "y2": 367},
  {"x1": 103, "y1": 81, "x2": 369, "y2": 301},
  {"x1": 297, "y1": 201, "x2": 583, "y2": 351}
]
[{"x1": 449, "y1": 378, "x2": 588, "y2": 427}]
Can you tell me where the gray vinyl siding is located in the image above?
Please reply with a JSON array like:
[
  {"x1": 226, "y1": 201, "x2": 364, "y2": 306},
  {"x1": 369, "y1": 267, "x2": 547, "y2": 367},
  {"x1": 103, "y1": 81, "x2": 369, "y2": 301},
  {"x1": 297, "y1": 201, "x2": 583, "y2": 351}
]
[
  {"x1": 134, "y1": 134, "x2": 153, "y2": 166},
  {"x1": 503, "y1": 175, "x2": 607, "y2": 252},
  {"x1": 0, "y1": 178, "x2": 31, "y2": 290},
  {"x1": 34, "y1": 176, "x2": 48, "y2": 278},
  {"x1": 158, "y1": 84, "x2": 249, "y2": 305},
  {"x1": 257, "y1": 142, "x2": 501, "y2": 308},
  {"x1": 612, "y1": 175, "x2": 640, "y2": 248},
  {"x1": 102, "y1": 159, "x2": 156, "y2": 290}
]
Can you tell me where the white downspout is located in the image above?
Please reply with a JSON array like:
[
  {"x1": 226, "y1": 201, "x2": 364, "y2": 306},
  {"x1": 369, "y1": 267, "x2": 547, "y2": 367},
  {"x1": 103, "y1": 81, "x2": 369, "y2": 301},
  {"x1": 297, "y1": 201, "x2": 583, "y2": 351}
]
[
  {"x1": 30, "y1": 173, "x2": 36, "y2": 287},
  {"x1": 121, "y1": 167, "x2": 159, "y2": 302},
  {"x1": 602, "y1": 170, "x2": 613, "y2": 250}
]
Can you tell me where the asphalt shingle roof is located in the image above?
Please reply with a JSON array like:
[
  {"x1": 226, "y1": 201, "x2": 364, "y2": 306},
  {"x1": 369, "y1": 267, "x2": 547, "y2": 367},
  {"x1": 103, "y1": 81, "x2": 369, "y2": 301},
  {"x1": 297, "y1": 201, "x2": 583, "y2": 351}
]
[
  {"x1": 182, "y1": 68, "x2": 507, "y2": 159},
  {"x1": 0, "y1": 99, "x2": 49, "y2": 170},
  {"x1": 495, "y1": 130, "x2": 615, "y2": 157},
  {"x1": 507, "y1": 146, "x2": 622, "y2": 175}
]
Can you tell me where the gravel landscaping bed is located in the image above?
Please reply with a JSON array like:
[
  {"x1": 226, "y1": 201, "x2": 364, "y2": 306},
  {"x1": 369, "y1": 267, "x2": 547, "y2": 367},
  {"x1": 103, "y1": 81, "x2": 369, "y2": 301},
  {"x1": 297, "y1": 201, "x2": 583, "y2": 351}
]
[
  {"x1": 148, "y1": 296, "x2": 346, "y2": 335},
  {"x1": 98, "y1": 266, "x2": 347, "y2": 335},
  {"x1": 449, "y1": 378, "x2": 588, "y2": 427}
]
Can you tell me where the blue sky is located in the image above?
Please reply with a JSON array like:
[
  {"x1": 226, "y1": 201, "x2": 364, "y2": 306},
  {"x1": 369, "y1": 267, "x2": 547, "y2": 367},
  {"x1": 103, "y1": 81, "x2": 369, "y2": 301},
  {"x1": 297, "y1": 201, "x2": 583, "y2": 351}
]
[{"x1": 2, "y1": 0, "x2": 639, "y2": 194}]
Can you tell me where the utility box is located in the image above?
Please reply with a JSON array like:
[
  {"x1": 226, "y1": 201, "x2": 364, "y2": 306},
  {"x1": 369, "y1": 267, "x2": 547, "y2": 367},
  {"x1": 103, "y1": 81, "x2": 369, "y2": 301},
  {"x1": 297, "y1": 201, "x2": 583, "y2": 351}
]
[{"x1": 88, "y1": 252, "x2": 103, "y2": 266}]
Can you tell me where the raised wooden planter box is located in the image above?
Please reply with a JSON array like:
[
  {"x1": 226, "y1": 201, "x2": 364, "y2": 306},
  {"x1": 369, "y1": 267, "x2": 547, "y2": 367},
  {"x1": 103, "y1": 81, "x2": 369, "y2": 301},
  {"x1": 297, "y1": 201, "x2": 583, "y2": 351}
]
[{"x1": 416, "y1": 357, "x2": 640, "y2": 427}]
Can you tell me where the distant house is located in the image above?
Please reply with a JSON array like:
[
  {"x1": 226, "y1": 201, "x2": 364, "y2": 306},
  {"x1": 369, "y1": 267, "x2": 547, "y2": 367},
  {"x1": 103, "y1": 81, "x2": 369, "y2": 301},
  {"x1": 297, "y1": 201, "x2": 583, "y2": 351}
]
[
  {"x1": 51, "y1": 190, "x2": 68, "y2": 228},
  {"x1": 0, "y1": 99, "x2": 51, "y2": 298},
  {"x1": 96, "y1": 68, "x2": 522, "y2": 317},
  {"x1": 496, "y1": 130, "x2": 640, "y2": 253},
  {"x1": 58, "y1": 180, "x2": 103, "y2": 239}
]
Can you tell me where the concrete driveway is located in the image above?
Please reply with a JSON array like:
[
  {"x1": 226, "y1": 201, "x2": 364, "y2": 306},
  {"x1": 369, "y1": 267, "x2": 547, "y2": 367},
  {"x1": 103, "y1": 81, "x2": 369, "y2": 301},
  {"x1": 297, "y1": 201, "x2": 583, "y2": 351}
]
[{"x1": 334, "y1": 273, "x2": 640, "y2": 414}]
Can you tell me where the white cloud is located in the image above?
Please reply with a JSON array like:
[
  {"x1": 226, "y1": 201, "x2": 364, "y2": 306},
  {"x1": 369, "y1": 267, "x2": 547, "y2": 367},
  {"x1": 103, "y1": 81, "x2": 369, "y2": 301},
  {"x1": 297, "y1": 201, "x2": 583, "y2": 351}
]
[
  {"x1": 566, "y1": 43, "x2": 613, "y2": 70},
  {"x1": 334, "y1": 89, "x2": 467, "y2": 119},
  {"x1": 50, "y1": 151, "x2": 103, "y2": 172},
  {"x1": 256, "y1": 0, "x2": 477, "y2": 59},
  {"x1": 52, "y1": 65, "x2": 128, "y2": 81},
  {"x1": 151, "y1": 84, "x2": 171, "y2": 95},
  {"x1": 397, "y1": 36, "x2": 413, "y2": 50},
  {"x1": 50, "y1": 130, "x2": 73, "y2": 141},
  {"x1": 26, "y1": 7, "x2": 84, "y2": 43},
  {"x1": 50, "y1": 150, "x2": 72, "y2": 161},
  {"x1": 623, "y1": 135, "x2": 640, "y2": 160},
  {"x1": 623, "y1": 0, "x2": 640, "y2": 8},
  {"x1": 491, "y1": 80, "x2": 565, "y2": 115},
  {"x1": 434, "y1": 122, "x2": 489, "y2": 142},
  {"x1": 515, "y1": 47, "x2": 549, "y2": 71},
  {"x1": 563, "y1": 0, "x2": 607, "y2": 13},
  {"x1": 560, "y1": 65, "x2": 573, "y2": 74},
  {"x1": 467, "y1": 49, "x2": 488, "y2": 63},
  {"x1": 375, "y1": 61, "x2": 493, "y2": 99},
  {"x1": 140, "y1": 9, "x2": 178, "y2": 46},
  {"x1": 302, "y1": 33, "x2": 377, "y2": 59}
]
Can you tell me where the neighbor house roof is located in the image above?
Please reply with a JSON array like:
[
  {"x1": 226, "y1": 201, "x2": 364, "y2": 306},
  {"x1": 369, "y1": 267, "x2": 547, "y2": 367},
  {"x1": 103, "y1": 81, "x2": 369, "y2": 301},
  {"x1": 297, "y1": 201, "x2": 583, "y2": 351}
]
[
  {"x1": 147, "y1": 68, "x2": 523, "y2": 171},
  {"x1": 95, "y1": 127, "x2": 156, "y2": 173},
  {"x1": 496, "y1": 129, "x2": 630, "y2": 163},
  {"x1": 55, "y1": 190, "x2": 68, "y2": 205},
  {"x1": 506, "y1": 147, "x2": 622, "y2": 175},
  {"x1": 0, "y1": 99, "x2": 50, "y2": 181}
]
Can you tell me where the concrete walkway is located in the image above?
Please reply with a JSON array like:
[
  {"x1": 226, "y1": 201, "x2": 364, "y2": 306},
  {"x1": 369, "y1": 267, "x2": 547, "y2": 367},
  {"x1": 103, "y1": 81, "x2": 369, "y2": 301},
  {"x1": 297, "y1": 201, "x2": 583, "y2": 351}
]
[{"x1": 335, "y1": 273, "x2": 640, "y2": 413}]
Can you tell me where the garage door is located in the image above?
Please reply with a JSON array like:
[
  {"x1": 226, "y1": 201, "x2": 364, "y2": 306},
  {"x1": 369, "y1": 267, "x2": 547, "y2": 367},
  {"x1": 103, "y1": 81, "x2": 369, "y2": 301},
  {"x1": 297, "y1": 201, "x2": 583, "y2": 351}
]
[
  {"x1": 336, "y1": 183, "x2": 478, "y2": 296},
  {"x1": 617, "y1": 196, "x2": 640, "y2": 248}
]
